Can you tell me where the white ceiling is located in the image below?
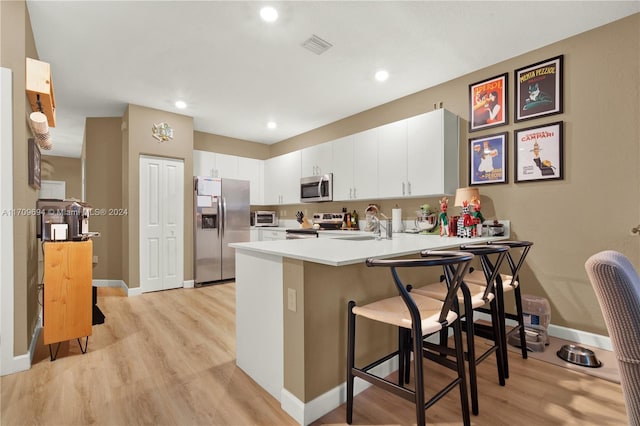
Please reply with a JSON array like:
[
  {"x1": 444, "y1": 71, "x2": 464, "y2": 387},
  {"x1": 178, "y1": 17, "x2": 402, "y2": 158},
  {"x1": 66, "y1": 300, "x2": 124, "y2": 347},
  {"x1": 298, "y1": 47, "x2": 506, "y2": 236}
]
[{"x1": 26, "y1": 1, "x2": 639, "y2": 158}]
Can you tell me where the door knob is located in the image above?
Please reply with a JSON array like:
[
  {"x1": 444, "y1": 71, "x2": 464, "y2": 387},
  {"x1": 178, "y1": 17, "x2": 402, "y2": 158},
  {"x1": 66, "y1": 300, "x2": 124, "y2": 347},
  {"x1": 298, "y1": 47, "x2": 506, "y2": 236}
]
[{"x1": 632, "y1": 225, "x2": 640, "y2": 234}]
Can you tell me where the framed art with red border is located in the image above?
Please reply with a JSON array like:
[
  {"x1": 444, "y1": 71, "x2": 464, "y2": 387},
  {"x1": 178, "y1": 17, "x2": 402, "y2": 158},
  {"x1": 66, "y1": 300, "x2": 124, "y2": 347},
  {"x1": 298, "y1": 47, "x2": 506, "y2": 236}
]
[{"x1": 469, "y1": 73, "x2": 508, "y2": 132}]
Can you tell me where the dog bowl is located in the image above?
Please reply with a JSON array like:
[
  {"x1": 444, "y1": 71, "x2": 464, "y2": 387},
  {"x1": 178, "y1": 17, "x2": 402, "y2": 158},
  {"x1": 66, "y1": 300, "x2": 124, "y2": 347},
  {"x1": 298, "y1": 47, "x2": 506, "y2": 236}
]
[{"x1": 557, "y1": 344, "x2": 602, "y2": 368}]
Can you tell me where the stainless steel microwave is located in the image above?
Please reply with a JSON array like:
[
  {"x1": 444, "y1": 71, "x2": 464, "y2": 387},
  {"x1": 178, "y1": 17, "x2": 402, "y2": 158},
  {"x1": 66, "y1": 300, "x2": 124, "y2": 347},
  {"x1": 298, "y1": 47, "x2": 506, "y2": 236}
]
[
  {"x1": 300, "y1": 173, "x2": 333, "y2": 203},
  {"x1": 253, "y1": 210, "x2": 279, "y2": 227}
]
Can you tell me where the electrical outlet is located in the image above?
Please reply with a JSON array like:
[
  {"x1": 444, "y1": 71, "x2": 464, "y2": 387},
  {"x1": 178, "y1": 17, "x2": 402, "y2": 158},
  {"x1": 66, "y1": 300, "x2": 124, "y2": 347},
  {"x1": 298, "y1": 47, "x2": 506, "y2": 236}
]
[{"x1": 287, "y1": 288, "x2": 297, "y2": 312}]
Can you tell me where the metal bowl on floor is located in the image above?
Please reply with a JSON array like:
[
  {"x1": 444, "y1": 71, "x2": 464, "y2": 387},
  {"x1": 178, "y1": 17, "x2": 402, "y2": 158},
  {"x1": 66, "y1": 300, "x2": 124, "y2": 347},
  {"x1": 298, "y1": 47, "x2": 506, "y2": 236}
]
[{"x1": 557, "y1": 344, "x2": 602, "y2": 368}]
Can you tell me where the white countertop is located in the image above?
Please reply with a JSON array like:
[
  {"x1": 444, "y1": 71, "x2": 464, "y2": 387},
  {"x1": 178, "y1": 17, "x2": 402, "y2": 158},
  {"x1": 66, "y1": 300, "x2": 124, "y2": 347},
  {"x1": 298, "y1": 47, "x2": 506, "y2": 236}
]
[{"x1": 230, "y1": 232, "x2": 509, "y2": 267}]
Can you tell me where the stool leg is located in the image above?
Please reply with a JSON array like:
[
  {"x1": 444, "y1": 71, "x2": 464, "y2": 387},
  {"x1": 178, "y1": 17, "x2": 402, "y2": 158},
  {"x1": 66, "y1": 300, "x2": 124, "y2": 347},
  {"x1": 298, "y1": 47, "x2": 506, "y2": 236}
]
[
  {"x1": 412, "y1": 325, "x2": 426, "y2": 426},
  {"x1": 490, "y1": 298, "x2": 506, "y2": 386},
  {"x1": 346, "y1": 301, "x2": 356, "y2": 424},
  {"x1": 496, "y1": 287, "x2": 510, "y2": 378},
  {"x1": 514, "y1": 286, "x2": 528, "y2": 360},
  {"x1": 453, "y1": 319, "x2": 471, "y2": 426},
  {"x1": 464, "y1": 305, "x2": 479, "y2": 415}
]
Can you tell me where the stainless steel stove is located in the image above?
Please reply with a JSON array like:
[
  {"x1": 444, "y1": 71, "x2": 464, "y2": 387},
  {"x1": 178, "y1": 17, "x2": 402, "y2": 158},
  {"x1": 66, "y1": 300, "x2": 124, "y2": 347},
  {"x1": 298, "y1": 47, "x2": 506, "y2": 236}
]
[{"x1": 312, "y1": 212, "x2": 345, "y2": 230}]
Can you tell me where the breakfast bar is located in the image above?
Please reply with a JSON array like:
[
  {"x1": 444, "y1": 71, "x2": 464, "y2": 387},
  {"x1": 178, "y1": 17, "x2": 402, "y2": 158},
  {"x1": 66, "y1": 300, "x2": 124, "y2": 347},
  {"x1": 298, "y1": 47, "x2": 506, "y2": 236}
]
[{"x1": 230, "y1": 230, "x2": 509, "y2": 425}]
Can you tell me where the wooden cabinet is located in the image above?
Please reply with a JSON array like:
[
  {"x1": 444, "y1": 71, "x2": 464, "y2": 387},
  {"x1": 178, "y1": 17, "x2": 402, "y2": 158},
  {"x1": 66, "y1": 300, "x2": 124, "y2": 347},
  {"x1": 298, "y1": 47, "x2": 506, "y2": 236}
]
[
  {"x1": 301, "y1": 142, "x2": 333, "y2": 177},
  {"x1": 263, "y1": 151, "x2": 301, "y2": 204},
  {"x1": 43, "y1": 240, "x2": 92, "y2": 346}
]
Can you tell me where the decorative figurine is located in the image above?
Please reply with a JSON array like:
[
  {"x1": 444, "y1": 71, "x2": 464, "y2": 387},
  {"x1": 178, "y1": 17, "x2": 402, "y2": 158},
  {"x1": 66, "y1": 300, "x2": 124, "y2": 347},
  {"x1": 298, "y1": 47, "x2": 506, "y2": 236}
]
[
  {"x1": 439, "y1": 197, "x2": 449, "y2": 237},
  {"x1": 456, "y1": 200, "x2": 475, "y2": 238},
  {"x1": 470, "y1": 195, "x2": 485, "y2": 223}
]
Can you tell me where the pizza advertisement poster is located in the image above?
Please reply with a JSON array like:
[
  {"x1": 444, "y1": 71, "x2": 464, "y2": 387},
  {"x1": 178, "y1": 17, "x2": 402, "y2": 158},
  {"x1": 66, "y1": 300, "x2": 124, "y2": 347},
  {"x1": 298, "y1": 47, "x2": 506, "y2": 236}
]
[{"x1": 514, "y1": 55, "x2": 563, "y2": 122}]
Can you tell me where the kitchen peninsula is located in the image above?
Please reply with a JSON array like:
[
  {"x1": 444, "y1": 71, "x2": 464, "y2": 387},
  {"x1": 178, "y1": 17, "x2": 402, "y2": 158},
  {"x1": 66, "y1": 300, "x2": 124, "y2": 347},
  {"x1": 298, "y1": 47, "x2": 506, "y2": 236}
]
[{"x1": 230, "y1": 229, "x2": 509, "y2": 425}]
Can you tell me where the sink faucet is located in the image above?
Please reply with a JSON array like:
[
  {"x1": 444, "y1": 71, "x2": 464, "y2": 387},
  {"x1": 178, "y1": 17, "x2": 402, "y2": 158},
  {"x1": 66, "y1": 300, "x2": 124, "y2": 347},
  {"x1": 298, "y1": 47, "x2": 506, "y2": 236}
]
[{"x1": 370, "y1": 215, "x2": 381, "y2": 239}]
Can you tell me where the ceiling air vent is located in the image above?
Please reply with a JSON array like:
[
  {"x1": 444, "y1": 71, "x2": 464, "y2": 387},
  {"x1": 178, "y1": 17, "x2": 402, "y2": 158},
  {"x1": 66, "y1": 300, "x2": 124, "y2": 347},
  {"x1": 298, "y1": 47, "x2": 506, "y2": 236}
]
[{"x1": 301, "y1": 34, "x2": 333, "y2": 55}]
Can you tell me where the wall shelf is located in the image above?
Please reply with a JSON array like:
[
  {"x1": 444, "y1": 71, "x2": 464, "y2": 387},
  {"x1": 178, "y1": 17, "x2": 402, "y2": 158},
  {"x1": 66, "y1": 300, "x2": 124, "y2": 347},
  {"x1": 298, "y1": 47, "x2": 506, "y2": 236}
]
[{"x1": 26, "y1": 57, "x2": 56, "y2": 127}]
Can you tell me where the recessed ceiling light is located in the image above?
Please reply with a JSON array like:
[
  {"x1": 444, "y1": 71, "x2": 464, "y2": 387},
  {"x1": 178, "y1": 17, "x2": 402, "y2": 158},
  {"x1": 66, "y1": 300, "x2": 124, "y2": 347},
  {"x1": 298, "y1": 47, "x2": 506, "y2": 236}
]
[
  {"x1": 175, "y1": 100, "x2": 187, "y2": 109},
  {"x1": 267, "y1": 121, "x2": 277, "y2": 129},
  {"x1": 260, "y1": 6, "x2": 278, "y2": 22},
  {"x1": 375, "y1": 70, "x2": 389, "y2": 82}
]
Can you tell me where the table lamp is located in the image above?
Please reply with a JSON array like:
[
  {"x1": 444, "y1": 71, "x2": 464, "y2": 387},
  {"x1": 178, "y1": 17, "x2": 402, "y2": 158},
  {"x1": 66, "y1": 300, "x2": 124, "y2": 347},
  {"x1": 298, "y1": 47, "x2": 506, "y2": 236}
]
[{"x1": 454, "y1": 187, "x2": 480, "y2": 207}]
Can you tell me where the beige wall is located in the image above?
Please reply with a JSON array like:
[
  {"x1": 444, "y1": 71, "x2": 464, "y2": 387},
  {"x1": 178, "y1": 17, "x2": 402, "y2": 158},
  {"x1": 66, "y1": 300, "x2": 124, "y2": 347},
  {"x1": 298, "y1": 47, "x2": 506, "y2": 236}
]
[
  {"x1": 194, "y1": 131, "x2": 270, "y2": 160},
  {"x1": 1, "y1": 0, "x2": 40, "y2": 356},
  {"x1": 40, "y1": 155, "x2": 82, "y2": 199},
  {"x1": 85, "y1": 117, "x2": 123, "y2": 280},
  {"x1": 275, "y1": 15, "x2": 640, "y2": 336},
  {"x1": 123, "y1": 104, "x2": 194, "y2": 288}
]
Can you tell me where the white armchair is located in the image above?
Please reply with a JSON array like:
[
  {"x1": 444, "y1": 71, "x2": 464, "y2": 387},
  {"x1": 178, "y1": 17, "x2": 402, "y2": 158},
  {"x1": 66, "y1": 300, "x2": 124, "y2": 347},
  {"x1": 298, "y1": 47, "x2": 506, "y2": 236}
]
[{"x1": 585, "y1": 250, "x2": 640, "y2": 426}]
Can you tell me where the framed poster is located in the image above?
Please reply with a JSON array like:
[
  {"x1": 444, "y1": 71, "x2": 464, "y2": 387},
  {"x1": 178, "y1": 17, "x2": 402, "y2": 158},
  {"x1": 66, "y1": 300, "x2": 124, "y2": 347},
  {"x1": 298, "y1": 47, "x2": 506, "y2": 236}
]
[
  {"x1": 469, "y1": 73, "x2": 508, "y2": 132},
  {"x1": 515, "y1": 121, "x2": 563, "y2": 182},
  {"x1": 28, "y1": 137, "x2": 41, "y2": 189},
  {"x1": 514, "y1": 55, "x2": 563, "y2": 122},
  {"x1": 469, "y1": 132, "x2": 508, "y2": 186}
]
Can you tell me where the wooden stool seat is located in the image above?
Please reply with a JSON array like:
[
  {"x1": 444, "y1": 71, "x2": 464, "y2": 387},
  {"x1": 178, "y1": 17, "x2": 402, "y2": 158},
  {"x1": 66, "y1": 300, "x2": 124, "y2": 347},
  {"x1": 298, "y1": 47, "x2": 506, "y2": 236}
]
[
  {"x1": 412, "y1": 281, "x2": 495, "y2": 307},
  {"x1": 353, "y1": 293, "x2": 457, "y2": 335},
  {"x1": 464, "y1": 270, "x2": 519, "y2": 290}
]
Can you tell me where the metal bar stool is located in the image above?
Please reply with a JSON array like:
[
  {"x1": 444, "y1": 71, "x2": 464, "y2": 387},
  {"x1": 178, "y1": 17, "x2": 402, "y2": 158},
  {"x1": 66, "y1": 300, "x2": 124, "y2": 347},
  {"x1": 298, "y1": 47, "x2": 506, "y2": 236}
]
[
  {"x1": 346, "y1": 251, "x2": 474, "y2": 426},
  {"x1": 409, "y1": 244, "x2": 508, "y2": 415},
  {"x1": 464, "y1": 240, "x2": 533, "y2": 378}
]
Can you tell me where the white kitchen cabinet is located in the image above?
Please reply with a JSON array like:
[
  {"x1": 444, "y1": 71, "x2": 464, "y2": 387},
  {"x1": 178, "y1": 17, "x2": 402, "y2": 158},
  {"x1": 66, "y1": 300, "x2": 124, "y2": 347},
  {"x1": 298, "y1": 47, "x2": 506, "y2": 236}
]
[
  {"x1": 249, "y1": 228, "x2": 261, "y2": 242},
  {"x1": 193, "y1": 150, "x2": 216, "y2": 177},
  {"x1": 352, "y1": 128, "x2": 378, "y2": 200},
  {"x1": 331, "y1": 135, "x2": 355, "y2": 201},
  {"x1": 214, "y1": 153, "x2": 239, "y2": 179},
  {"x1": 238, "y1": 157, "x2": 263, "y2": 205},
  {"x1": 193, "y1": 150, "x2": 239, "y2": 178},
  {"x1": 406, "y1": 109, "x2": 459, "y2": 197},
  {"x1": 263, "y1": 151, "x2": 301, "y2": 205},
  {"x1": 332, "y1": 129, "x2": 378, "y2": 201},
  {"x1": 301, "y1": 142, "x2": 333, "y2": 177},
  {"x1": 261, "y1": 228, "x2": 287, "y2": 241},
  {"x1": 377, "y1": 120, "x2": 408, "y2": 198}
]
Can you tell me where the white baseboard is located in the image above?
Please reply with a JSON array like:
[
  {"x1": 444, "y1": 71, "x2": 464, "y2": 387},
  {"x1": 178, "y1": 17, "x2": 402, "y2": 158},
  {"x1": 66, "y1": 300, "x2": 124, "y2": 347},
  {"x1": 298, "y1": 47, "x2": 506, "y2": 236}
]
[
  {"x1": 92, "y1": 279, "x2": 125, "y2": 288},
  {"x1": 1, "y1": 324, "x2": 40, "y2": 377},
  {"x1": 475, "y1": 312, "x2": 612, "y2": 351},
  {"x1": 183, "y1": 279, "x2": 195, "y2": 289},
  {"x1": 92, "y1": 279, "x2": 143, "y2": 297},
  {"x1": 281, "y1": 356, "x2": 398, "y2": 426}
]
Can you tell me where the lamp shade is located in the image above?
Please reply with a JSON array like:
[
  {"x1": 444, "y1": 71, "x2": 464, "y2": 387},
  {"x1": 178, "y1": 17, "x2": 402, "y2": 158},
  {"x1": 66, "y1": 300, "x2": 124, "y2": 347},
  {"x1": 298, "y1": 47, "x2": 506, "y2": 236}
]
[{"x1": 454, "y1": 187, "x2": 479, "y2": 207}]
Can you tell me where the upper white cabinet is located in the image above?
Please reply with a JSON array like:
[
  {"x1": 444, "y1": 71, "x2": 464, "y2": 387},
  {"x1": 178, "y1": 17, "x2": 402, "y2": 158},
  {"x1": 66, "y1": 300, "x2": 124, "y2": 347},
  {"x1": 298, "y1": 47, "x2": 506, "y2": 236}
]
[
  {"x1": 377, "y1": 120, "x2": 408, "y2": 198},
  {"x1": 193, "y1": 150, "x2": 237, "y2": 178},
  {"x1": 352, "y1": 128, "x2": 379, "y2": 200},
  {"x1": 194, "y1": 150, "x2": 263, "y2": 205},
  {"x1": 238, "y1": 157, "x2": 263, "y2": 205},
  {"x1": 264, "y1": 150, "x2": 301, "y2": 204},
  {"x1": 331, "y1": 135, "x2": 355, "y2": 201},
  {"x1": 332, "y1": 129, "x2": 378, "y2": 201},
  {"x1": 301, "y1": 142, "x2": 333, "y2": 177},
  {"x1": 407, "y1": 109, "x2": 459, "y2": 197},
  {"x1": 193, "y1": 150, "x2": 216, "y2": 177},
  {"x1": 375, "y1": 109, "x2": 459, "y2": 199}
]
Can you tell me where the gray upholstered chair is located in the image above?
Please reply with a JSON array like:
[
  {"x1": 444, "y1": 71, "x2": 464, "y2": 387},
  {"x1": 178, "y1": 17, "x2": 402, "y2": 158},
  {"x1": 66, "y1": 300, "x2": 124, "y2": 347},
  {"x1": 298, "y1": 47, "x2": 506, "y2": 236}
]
[{"x1": 585, "y1": 250, "x2": 640, "y2": 426}]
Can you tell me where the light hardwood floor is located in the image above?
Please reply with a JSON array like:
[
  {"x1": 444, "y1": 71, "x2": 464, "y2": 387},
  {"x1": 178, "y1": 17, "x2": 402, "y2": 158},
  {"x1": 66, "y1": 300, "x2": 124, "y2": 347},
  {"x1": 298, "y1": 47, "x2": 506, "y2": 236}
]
[{"x1": 1, "y1": 284, "x2": 627, "y2": 425}]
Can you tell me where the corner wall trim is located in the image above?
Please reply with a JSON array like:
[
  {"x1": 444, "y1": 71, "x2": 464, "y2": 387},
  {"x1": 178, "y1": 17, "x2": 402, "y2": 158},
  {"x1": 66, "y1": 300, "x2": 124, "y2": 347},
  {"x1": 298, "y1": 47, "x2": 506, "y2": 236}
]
[
  {"x1": 183, "y1": 280, "x2": 195, "y2": 289},
  {"x1": 127, "y1": 286, "x2": 143, "y2": 297}
]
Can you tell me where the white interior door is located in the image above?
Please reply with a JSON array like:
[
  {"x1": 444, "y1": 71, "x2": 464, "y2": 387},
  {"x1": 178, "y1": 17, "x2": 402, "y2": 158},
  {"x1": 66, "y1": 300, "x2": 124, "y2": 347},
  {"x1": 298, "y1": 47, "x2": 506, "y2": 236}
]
[{"x1": 140, "y1": 156, "x2": 184, "y2": 292}]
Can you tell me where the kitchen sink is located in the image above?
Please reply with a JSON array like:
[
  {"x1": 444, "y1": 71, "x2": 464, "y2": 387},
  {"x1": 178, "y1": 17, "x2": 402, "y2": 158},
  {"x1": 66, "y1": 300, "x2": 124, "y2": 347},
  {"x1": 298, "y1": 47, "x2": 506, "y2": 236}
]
[{"x1": 333, "y1": 235, "x2": 378, "y2": 241}]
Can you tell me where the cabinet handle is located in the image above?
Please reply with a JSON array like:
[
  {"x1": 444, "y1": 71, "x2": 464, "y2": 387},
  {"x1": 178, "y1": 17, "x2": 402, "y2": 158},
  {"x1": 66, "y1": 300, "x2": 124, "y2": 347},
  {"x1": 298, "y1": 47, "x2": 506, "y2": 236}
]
[
  {"x1": 402, "y1": 182, "x2": 405, "y2": 196},
  {"x1": 353, "y1": 188, "x2": 357, "y2": 199},
  {"x1": 407, "y1": 181, "x2": 411, "y2": 195}
]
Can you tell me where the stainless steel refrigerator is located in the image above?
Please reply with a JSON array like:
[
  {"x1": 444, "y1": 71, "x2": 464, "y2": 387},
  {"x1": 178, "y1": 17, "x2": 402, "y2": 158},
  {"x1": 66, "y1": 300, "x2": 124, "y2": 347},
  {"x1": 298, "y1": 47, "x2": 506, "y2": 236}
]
[{"x1": 194, "y1": 176, "x2": 250, "y2": 285}]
